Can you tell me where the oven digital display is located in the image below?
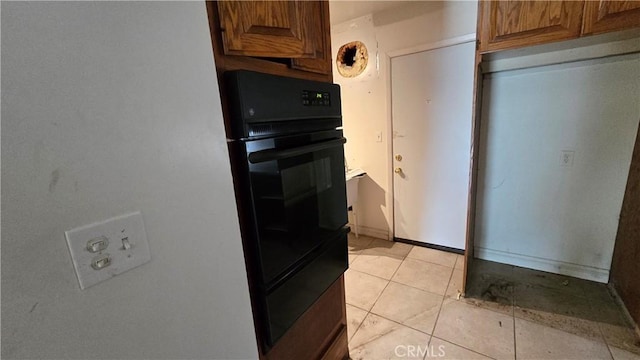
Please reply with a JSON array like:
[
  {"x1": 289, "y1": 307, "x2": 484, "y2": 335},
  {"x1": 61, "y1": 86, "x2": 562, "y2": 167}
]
[{"x1": 302, "y1": 90, "x2": 330, "y2": 106}]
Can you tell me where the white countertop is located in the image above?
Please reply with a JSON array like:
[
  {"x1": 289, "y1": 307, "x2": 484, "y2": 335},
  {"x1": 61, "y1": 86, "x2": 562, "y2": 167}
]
[{"x1": 346, "y1": 168, "x2": 366, "y2": 181}]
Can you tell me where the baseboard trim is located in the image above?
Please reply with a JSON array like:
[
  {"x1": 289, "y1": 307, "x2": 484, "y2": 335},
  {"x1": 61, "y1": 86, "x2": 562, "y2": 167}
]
[
  {"x1": 348, "y1": 223, "x2": 389, "y2": 240},
  {"x1": 475, "y1": 247, "x2": 610, "y2": 283},
  {"x1": 395, "y1": 237, "x2": 465, "y2": 255}
]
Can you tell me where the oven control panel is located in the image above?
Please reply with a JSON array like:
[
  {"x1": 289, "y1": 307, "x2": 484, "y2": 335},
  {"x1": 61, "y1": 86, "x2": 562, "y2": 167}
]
[{"x1": 302, "y1": 90, "x2": 331, "y2": 106}]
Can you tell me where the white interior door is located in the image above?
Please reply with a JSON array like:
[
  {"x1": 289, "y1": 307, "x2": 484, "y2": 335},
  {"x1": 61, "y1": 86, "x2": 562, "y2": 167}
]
[{"x1": 391, "y1": 41, "x2": 475, "y2": 249}]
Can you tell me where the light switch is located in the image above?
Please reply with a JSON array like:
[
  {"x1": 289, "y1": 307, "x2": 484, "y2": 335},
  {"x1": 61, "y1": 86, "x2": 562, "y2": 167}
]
[
  {"x1": 65, "y1": 211, "x2": 151, "y2": 289},
  {"x1": 121, "y1": 237, "x2": 131, "y2": 250},
  {"x1": 375, "y1": 131, "x2": 382, "y2": 143}
]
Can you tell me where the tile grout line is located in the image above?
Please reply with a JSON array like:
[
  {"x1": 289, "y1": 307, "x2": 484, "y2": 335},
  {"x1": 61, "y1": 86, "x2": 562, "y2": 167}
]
[
  {"x1": 348, "y1": 250, "x2": 410, "y2": 354},
  {"x1": 347, "y1": 308, "x2": 369, "y2": 347},
  {"x1": 345, "y1": 242, "x2": 407, "y2": 351},
  {"x1": 601, "y1": 329, "x2": 616, "y2": 360},
  {"x1": 349, "y1": 254, "x2": 456, "y2": 295},
  {"x1": 349, "y1": 312, "x2": 438, "y2": 356},
  {"x1": 348, "y1": 244, "x2": 472, "y2": 358},
  {"x1": 349, "y1": 254, "x2": 472, "y2": 310},
  {"x1": 347, "y1": 265, "x2": 456, "y2": 298},
  {"x1": 429, "y1": 335, "x2": 499, "y2": 360},
  {"x1": 345, "y1": 237, "x2": 374, "y2": 351},
  {"x1": 351, "y1": 247, "x2": 442, "y2": 354},
  {"x1": 350, "y1": 252, "x2": 405, "y2": 279},
  {"x1": 344, "y1": 266, "x2": 370, "y2": 349},
  {"x1": 585, "y1": 285, "x2": 617, "y2": 360},
  {"x1": 346, "y1": 265, "x2": 401, "y2": 283},
  {"x1": 405, "y1": 253, "x2": 459, "y2": 269},
  {"x1": 347, "y1": 314, "x2": 393, "y2": 353},
  {"x1": 424, "y1": 263, "x2": 456, "y2": 360},
  {"x1": 348, "y1": 263, "x2": 463, "y2": 349},
  {"x1": 367, "y1": 250, "x2": 408, "y2": 314},
  {"x1": 365, "y1": 310, "x2": 435, "y2": 337},
  {"x1": 360, "y1": 249, "x2": 412, "y2": 262},
  {"x1": 388, "y1": 279, "x2": 450, "y2": 298},
  {"x1": 345, "y1": 301, "x2": 371, "y2": 314}
]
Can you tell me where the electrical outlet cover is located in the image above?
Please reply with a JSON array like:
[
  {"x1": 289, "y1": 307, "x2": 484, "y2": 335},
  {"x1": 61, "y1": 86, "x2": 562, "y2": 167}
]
[
  {"x1": 560, "y1": 150, "x2": 575, "y2": 167},
  {"x1": 65, "y1": 211, "x2": 151, "y2": 289}
]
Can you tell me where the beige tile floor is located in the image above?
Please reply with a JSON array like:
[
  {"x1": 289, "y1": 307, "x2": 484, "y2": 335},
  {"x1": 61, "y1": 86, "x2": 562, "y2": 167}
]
[{"x1": 345, "y1": 234, "x2": 640, "y2": 360}]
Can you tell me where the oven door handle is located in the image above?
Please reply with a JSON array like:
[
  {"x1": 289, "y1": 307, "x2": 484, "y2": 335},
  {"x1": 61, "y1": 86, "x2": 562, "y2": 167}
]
[{"x1": 248, "y1": 137, "x2": 346, "y2": 164}]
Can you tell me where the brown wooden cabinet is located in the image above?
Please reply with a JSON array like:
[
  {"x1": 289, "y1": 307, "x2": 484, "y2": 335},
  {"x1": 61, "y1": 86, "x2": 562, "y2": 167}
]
[
  {"x1": 479, "y1": 1, "x2": 584, "y2": 53},
  {"x1": 478, "y1": 0, "x2": 640, "y2": 53},
  {"x1": 582, "y1": 1, "x2": 640, "y2": 36},
  {"x1": 290, "y1": 1, "x2": 332, "y2": 75},
  {"x1": 209, "y1": 1, "x2": 332, "y2": 81},
  {"x1": 217, "y1": 1, "x2": 315, "y2": 58}
]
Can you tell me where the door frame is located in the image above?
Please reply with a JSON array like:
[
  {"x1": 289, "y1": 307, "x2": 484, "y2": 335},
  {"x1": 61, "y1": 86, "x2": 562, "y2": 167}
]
[{"x1": 386, "y1": 33, "x2": 477, "y2": 243}]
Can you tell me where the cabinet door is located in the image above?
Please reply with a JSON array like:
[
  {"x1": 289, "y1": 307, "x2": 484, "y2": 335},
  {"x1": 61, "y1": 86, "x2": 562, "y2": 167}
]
[
  {"x1": 217, "y1": 1, "x2": 316, "y2": 58},
  {"x1": 479, "y1": 1, "x2": 584, "y2": 53},
  {"x1": 582, "y1": 1, "x2": 640, "y2": 35},
  {"x1": 291, "y1": 1, "x2": 332, "y2": 75}
]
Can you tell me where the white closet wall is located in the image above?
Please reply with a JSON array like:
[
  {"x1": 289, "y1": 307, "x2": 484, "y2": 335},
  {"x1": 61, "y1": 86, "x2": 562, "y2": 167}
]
[{"x1": 475, "y1": 54, "x2": 640, "y2": 282}]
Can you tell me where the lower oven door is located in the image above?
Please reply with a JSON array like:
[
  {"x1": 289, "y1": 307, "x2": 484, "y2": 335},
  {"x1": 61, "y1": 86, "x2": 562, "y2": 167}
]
[
  {"x1": 264, "y1": 228, "x2": 348, "y2": 346},
  {"x1": 245, "y1": 129, "x2": 348, "y2": 288}
]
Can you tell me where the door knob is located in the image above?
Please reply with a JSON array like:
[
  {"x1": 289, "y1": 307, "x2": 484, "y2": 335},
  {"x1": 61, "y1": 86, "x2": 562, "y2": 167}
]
[
  {"x1": 394, "y1": 167, "x2": 403, "y2": 174},
  {"x1": 395, "y1": 154, "x2": 403, "y2": 161}
]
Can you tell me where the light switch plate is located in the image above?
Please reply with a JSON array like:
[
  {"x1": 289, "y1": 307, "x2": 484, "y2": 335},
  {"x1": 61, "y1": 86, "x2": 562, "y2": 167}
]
[{"x1": 65, "y1": 211, "x2": 151, "y2": 289}]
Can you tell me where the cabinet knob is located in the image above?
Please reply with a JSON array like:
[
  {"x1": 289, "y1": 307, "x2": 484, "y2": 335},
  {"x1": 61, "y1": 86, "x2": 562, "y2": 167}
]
[
  {"x1": 394, "y1": 167, "x2": 403, "y2": 174},
  {"x1": 395, "y1": 154, "x2": 403, "y2": 161}
]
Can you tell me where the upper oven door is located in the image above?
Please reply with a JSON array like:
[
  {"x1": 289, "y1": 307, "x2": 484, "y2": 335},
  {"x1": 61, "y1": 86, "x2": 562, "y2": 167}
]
[{"x1": 245, "y1": 130, "x2": 348, "y2": 287}]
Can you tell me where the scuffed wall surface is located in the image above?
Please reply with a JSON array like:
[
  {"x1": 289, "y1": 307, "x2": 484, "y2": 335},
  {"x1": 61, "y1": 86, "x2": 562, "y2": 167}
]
[
  {"x1": 476, "y1": 55, "x2": 640, "y2": 282},
  {"x1": 1, "y1": 2, "x2": 258, "y2": 359}
]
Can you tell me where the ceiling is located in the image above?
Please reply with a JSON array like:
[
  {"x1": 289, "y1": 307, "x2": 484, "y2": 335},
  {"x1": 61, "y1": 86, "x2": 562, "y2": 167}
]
[{"x1": 328, "y1": 1, "x2": 414, "y2": 25}]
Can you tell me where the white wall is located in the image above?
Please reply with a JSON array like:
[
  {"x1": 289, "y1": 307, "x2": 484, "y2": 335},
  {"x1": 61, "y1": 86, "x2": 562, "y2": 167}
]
[
  {"x1": 1, "y1": 2, "x2": 258, "y2": 359},
  {"x1": 331, "y1": 1, "x2": 478, "y2": 239},
  {"x1": 475, "y1": 54, "x2": 640, "y2": 282}
]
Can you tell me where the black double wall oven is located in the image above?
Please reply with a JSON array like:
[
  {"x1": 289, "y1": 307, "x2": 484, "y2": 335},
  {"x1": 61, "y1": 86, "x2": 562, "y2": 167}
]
[{"x1": 225, "y1": 70, "x2": 349, "y2": 348}]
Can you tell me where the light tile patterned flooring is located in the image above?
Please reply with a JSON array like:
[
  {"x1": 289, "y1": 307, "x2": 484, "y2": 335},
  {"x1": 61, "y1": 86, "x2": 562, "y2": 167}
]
[{"x1": 345, "y1": 234, "x2": 640, "y2": 360}]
